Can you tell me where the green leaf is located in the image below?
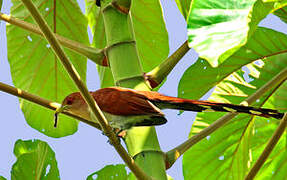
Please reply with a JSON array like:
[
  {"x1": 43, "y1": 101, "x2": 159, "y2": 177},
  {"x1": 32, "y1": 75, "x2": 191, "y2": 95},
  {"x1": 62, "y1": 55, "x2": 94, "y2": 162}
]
[
  {"x1": 251, "y1": 64, "x2": 287, "y2": 179},
  {"x1": 7, "y1": 0, "x2": 89, "y2": 137},
  {"x1": 130, "y1": 0, "x2": 169, "y2": 72},
  {"x1": 85, "y1": 0, "x2": 101, "y2": 33},
  {"x1": 0, "y1": 176, "x2": 7, "y2": 180},
  {"x1": 0, "y1": 0, "x2": 2, "y2": 11},
  {"x1": 273, "y1": 6, "x2": 287, "y2": 24},
  {"x1": 11, "y1": 139, "x2": 60, "y2": 180},
  {"x1": 174, "y1": 0, "x2": 192, "y2": 19},
  {"x1": 86, "y1": 164, "x2": 129, "y2": 180},
  {"x1": 178, "y1": 27, "x2": 287, "y2": 100},
  {"x1": 85, "y1": 1, "x2": 113, "y2": 87},
  {"x1": 182, "y1": 29, "x2": 287, "y2": 179},
  {"x1": 187, "y1": 0, "x2": 287, "y2": 67},
  {"x1": 86, "y1": 1, "x2": 114, "y2": 87}
]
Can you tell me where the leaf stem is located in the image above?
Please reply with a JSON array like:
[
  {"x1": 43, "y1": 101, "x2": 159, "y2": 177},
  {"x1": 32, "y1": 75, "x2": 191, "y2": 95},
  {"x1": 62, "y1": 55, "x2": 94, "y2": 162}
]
[
  {"x1": 0, "y1": 82, "x2": 101, "y2": 130},
  {"x1": 165, "y1": 65, "x2": 287, "y2": 169},
  {"x1": 0, "y1": 13, "x2": 106, "y2": 66},
  {"x1": 19, "y1": 0, "x2": 150, "y2": 179},
  {"x1": 245, "y1": 113, "x2": 287, "y2": 180},
  {"x1": 145, "y1": 40, "x2": 190, "y2": 88}
]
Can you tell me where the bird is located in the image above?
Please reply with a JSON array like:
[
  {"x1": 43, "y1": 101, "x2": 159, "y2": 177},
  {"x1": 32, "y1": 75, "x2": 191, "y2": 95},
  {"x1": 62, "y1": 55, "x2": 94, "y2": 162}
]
[{"x1": 54, "y1": 87, "x2": 284, "y2": 130}]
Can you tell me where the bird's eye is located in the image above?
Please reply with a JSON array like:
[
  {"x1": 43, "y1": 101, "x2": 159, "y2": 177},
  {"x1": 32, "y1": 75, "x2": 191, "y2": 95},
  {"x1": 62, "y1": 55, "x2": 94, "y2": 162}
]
[{"x1": 66, "y1": 98, "x2": 73, "y2": 105}]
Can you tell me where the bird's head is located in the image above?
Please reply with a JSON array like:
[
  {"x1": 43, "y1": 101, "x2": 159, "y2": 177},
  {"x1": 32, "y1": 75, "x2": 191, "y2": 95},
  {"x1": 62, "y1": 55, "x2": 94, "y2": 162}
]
[{"x1": 54, "y1": 92, "x2": 89, "y2": 127}]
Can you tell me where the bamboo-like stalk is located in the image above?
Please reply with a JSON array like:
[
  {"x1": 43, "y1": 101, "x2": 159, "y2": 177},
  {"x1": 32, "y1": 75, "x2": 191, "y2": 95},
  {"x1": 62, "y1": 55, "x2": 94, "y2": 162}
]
[
  {"x1": 0, "y1": 82, "x2": 101, "y2": 130},
  {"x1": 19, "y1": 0, "x2": 150, "y2": 179},
  {"x1": 101, "y1": 1, "x2": 167, "y2": 179},
  {"x1": 245, "y1": 113, "x2": 287, "y2": 180},
  {"x1": 165, "y1": 65, "x2": 287, "y2": 169},
  {"x1": 145, "y1": 40, "x2": 190, "y2": 88},
  {"x1": 0, "y1": 13, "x2": 106, "y2": 66}
]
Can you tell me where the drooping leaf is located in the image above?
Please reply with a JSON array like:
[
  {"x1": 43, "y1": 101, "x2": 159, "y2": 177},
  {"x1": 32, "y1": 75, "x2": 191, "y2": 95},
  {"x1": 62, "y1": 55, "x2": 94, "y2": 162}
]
[
  {"x1": 179, "y1": 27, "x2": 287, "y2": 100},
  {"x1": 85, "y1": 1, "x2": 114, "y2": 87},
  {"x1": 7, "y1": 0, "x2": 89, "y2": 137},
  {"x1": 0, "y1": 176, "x2": 6, "y2": 180},
  {"x1": 11, "y1": 139, "x2": 60, "y2": 180},
  {"x1": 174, "y1": 0, "x2": 192, "y2": 19},
  {"x1": 85, "y1": 0, "x2": 101, "y2": 33},
  {"x1": 85, "y1": 0, "x2": 113, "y2": 87},
  {"x1": 130, "y1": 0, "x2": 169, "y2": 71},
  {"x1": 273, "y1": 6, "x2": 287, "y2": 24},
  {"x1": 182, "y1": 29, "x2": 287, "y2": 179},
  {"x1": 187, "y1": 0, "x2": 287, "y2": 67},
  {"x1": 86, "y1": 164, "x2": 129, "y2": 180}
]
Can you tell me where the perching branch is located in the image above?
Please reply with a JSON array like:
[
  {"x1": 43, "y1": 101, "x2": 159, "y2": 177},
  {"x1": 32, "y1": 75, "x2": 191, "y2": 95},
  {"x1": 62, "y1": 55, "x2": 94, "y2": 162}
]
[
  {"x1": 0, "y1": 82, "x2": 101, "y2": 130},
  {"x1": 245, "y1": 113, "x2": 287, "y2": 180},
  {"x1": 165, "y1": 65, "x2": 287, "y2": 169},
  {"x1": 145, "y1": 40, "x2": 190, "y2": 88},
  {"x1": 19, "y1": 0, "x2": 150, "y2": 179},
  {"x1": 0, "y1": 13, "x2": 107, "y2": 66}
]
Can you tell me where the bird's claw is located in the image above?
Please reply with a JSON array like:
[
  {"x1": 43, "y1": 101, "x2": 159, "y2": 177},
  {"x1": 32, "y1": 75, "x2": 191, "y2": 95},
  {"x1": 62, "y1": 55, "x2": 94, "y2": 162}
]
[{"x1": 103, "y1": 128, "x2": 126, "y2": 145}]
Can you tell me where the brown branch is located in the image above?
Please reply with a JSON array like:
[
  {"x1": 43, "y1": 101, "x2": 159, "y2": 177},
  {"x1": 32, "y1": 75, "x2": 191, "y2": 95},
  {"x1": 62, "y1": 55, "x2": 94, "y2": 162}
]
[
  {"x1": 111, "y1": 0, "x2": 130, "y2": 14},
  {"x1": 0, "y1": 82, "x2": 101, "y2": 130},
  {"x1": 165, "y1": 65, "x2": 287, "y2": 169},
  {"x1": 0, "y1": 13, "x2": 107, "y2": 66},
  {"x1": 19, "y1": 1, "x2": 151, "y2": 179},
  {"x1": 245, "y1": 113, "x2": 287, "y2": 180},
  {"x1": 145, "y1": 40, "x2": 190, "y2": 88}
]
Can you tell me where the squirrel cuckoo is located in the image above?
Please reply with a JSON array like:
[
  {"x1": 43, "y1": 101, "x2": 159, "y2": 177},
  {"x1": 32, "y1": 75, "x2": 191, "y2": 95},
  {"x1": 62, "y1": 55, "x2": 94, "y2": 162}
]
[{"x1": 55, "y1": 87, "x2": 284, "y2": 130}]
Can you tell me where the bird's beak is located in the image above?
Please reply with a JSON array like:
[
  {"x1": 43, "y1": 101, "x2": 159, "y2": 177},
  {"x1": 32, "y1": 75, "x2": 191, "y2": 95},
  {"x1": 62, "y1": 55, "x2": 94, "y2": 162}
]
[{"x1": 54, "y1": 105, "x2": 70, "y2": 128}]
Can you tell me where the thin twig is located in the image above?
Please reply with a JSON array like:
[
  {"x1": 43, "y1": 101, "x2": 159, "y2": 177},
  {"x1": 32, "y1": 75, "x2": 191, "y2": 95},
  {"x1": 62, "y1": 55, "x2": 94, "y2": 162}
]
[
  {"x1": 0, "y1": 13, "x2": 106, "y2": 66},
  {"x1": 0, "y1": 82, "x2": 101, "y2": 130},
  {"x1": 19, "y1": 1, "x2": 150, "y2": 179},
  {"x1": 145, "y1": 40, "x2": 190, "y2": 88},
  {"x1": 245, "y1": 113, "x2": 287, "y2": 180},
  {"x1": 165, "y1": 66, "x2": 287, "y2": 169}
]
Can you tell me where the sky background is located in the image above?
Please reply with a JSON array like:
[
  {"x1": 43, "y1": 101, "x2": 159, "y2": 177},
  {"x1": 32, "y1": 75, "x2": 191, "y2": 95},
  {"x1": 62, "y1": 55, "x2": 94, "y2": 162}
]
[{"x1": 1, "y1": 1, "x2": 287, "y2": 180}]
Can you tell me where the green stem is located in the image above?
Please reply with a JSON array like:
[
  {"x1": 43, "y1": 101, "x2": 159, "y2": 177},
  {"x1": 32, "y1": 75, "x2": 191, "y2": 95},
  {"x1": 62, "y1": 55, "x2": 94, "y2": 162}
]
[
  {"x1": 0, "y1": 13, "x2": 106, "y2": 66},
  {"x1": 165, "y1": 65, "x2": 287, "y2": 169},
  {"x1": 102, "y1": 1, "x2": 167, "y2": 179},
  {"x1": 146, "y1": 40, "x2": 190, "y2": 88},
  {"x1": 20, "y1": 1, "x2": 150, "y2": 179},
  {"x1": 0, "y1": 82, "x2": 101, "y2": 130},
  {"x1": 245, "y1": 113, "x2": 287, "y2": 180}
]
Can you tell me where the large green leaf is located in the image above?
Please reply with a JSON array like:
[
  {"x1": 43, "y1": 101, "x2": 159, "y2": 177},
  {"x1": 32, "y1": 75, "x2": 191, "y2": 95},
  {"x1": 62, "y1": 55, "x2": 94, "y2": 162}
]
[
  {"x1": 85, "y1": 1, "x2": 114, "y2": 88},
  {"x1": 85, "y1": 0, "x2": 101, "y2": 33},
  {"x1": 85, "y1": 1, "x2": 169, "y2": 87},
  {"x1": 174, "y1": 0, "x2": 192, "y2": 19},
  {"x1": 178, "y1": 27, "x2": 287, "y2": 100},
  {"x1": 86, "y1": 164, "x2": 129, "y2": 180},
  {"x1": 7, "y1": 0, "x2": 89, "y2": 137},
  {"x1": 130, "y1": 0, "x2": 169, "y2": 71},
  {"x1": 273, "y1": 6, "x2": 287, "y2": 24},
  {"x1": 11, "y1": 139, "x2": 60, "y2": 180},
  {"x1": 182, "y1": 29, "x2": 287, "y2": 179},
  {"x1": 0, "y1": 176, "x2": 6, "y2": 180},
  {"x1": 187, "y1": 0, "x2": 287, "y2": 67}
]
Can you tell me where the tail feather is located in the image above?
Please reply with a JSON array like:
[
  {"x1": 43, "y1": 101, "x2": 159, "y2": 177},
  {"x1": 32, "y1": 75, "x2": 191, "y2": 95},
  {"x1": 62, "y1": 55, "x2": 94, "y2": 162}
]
[{"x1": 151, "y1": 97, "x2": 284, "y2": 119}]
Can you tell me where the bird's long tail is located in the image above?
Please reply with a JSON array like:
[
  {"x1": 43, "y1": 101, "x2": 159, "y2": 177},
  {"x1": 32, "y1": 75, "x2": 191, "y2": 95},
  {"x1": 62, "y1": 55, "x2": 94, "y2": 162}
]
[{"x1": 149, "y1": 95, "x2": 284, "y2": 119}]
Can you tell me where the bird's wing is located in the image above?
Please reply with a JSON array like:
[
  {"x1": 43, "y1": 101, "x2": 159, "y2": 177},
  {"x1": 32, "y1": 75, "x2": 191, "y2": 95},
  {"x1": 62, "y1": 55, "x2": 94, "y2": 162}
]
[{"x1": 93, "y1": 87, "x2": 164, "y2": 116}]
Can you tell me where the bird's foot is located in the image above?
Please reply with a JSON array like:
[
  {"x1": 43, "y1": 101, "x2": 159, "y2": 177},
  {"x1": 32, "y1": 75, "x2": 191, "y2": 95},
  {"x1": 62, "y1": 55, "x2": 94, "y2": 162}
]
[{"x1": 103, "y1": 128, "x2": 125, "y2": 146}]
